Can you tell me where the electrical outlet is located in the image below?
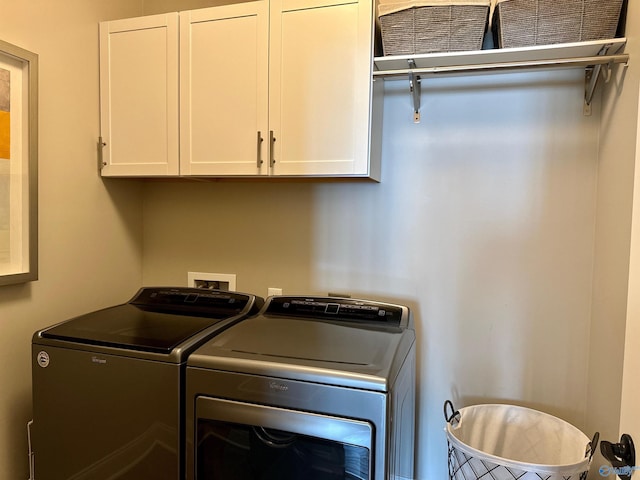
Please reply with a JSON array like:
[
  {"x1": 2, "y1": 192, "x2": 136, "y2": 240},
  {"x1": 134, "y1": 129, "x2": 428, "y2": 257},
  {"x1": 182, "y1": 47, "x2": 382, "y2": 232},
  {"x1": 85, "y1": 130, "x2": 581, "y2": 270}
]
[
  {"x1": 188, "y1": 272, "x2": 236, "y2": 291},
  {"x1": 328, "y1": 292, "x2": 351, "y2": 298}
]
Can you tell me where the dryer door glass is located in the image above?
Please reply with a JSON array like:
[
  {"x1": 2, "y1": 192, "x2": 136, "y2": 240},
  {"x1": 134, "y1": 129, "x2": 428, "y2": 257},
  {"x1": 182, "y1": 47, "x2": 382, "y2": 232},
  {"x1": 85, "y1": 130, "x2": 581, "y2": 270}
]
[{"x1": 195, "y1": 397, "x2": 372, "y2": 479}]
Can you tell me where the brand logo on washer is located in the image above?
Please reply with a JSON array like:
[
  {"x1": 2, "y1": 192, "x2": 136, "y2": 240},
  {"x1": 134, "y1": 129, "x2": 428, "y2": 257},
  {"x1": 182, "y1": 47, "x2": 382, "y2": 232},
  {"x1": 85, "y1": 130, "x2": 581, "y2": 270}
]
[
  {"x1": 37, "y1": 351, "x2": 50, "y2": 368},
  {"x1": 91, "y1": 356, "x2": 107, "y2": 365},
  {"x1": 269, "y1": 381, "x2": 289, "y2": 392}
]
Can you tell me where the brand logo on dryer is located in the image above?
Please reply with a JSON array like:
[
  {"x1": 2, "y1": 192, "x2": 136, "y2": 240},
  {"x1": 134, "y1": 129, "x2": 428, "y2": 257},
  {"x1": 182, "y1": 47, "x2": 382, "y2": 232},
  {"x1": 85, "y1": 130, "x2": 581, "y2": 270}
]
[
  {"x1": 269, "y1": 381, "x2": 289, "y2": 392},
  {"x1": 91, "y1": 356, "x2": 107, "y2": 365}
]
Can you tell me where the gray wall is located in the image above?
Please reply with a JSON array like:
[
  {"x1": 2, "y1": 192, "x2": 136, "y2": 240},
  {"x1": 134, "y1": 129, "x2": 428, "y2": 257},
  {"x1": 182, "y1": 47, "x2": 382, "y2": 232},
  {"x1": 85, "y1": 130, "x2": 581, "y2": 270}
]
[{"x1": 142, "y1": 69, "x2": 604, "y2": 478}]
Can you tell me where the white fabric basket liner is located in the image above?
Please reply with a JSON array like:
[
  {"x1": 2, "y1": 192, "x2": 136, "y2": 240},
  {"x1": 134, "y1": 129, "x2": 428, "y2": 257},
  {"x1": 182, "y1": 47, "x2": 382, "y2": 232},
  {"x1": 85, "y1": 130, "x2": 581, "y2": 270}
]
[
  {"x1": 446, "y1": 404, "x2": 591, "y2": 476},
  {"x1": 378, "y1": 0, "x2": 490, "y2": 17}
]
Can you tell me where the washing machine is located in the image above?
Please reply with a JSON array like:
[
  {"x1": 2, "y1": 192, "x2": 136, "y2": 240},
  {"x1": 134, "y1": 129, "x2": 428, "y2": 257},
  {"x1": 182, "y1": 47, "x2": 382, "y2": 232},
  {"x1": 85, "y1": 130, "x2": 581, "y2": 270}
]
[
  {"x1": 31, "y1": 287, "x2": 263, "y2": 480},
  {"x1": 185, "y1": 295, "x2": 416, "y2": 480}
]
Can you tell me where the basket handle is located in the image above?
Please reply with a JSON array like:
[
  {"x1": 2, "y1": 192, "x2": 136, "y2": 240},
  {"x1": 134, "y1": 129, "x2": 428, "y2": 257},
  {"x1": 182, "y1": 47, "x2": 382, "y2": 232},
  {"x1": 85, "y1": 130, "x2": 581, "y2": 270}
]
[
  {"x1": 587, "y1": 431, "x2": 600, "y2": 461},
  {"x1": 444, "y1": 400, "x2": 461, "y2": 424}
]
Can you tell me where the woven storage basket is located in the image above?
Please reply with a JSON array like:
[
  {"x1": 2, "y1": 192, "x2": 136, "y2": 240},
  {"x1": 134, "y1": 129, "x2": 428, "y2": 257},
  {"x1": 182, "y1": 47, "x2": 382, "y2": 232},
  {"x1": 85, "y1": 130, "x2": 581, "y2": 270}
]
[
  {"x1": 444, "y1": 401, "x2": 598, "y2": 480},
  {"x1": 378, "y1": 0, "x2": 490, "y2": 55},
  {"x1": 493, "y1": 0, "x2": 624, "y2": 48}
]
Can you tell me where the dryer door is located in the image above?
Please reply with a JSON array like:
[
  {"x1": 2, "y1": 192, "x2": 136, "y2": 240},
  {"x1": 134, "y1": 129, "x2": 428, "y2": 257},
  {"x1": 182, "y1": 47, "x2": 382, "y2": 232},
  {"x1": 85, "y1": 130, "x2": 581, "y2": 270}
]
[{"x1": 195, "y1": 397, "x2": 373, "y2": 479}]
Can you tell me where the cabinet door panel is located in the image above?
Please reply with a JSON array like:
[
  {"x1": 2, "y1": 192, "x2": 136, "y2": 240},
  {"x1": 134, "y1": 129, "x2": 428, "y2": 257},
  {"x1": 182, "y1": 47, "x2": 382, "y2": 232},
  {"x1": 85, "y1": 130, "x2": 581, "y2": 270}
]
[
  {"x1": 100, "y1": 14, "x2": 179, "y2": 176},
  {"x1": 181, "y1": 3, "x2": 269, "y2": 176},
  {"x1": 270, "y1": 0, "x2": 372, "y2": 176}
]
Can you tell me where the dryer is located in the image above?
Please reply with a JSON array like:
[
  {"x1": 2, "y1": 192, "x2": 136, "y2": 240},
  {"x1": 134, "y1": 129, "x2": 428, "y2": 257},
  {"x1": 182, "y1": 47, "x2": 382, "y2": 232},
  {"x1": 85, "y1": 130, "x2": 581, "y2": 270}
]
[
  {"x1": 31, "y1": 287, "x2": 263, "y2": 480},
  {"x1": 185, "y1": 296, "x2": 416, "y2": 480}
]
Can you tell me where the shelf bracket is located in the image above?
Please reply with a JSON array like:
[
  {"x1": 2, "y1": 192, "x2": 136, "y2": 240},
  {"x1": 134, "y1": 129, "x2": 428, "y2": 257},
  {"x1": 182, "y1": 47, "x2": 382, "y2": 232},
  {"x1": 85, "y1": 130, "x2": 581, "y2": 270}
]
[
  {"x1": 584, "y1": 45, "x2": 622, "y2": 116},
  {"x1": 408, "y1": 59, "x2": 421, "y2": 123},
  {"x1": 584, "y1": 63, "x2": 610, "y2": 116}
]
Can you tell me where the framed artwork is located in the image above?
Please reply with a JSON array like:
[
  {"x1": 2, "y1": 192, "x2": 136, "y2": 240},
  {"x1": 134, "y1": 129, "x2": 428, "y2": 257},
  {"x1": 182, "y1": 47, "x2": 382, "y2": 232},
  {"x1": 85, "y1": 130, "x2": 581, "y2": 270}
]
[{"x1": 0, "y1": 39, "x2": 38, "y2": 286}]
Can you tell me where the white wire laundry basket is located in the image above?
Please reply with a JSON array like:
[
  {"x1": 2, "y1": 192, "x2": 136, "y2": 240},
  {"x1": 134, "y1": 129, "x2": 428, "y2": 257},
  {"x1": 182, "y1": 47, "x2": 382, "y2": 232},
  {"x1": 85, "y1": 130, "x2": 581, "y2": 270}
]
[{"x1": 444, "y1": 400, "x2": 598, "y2": 480}]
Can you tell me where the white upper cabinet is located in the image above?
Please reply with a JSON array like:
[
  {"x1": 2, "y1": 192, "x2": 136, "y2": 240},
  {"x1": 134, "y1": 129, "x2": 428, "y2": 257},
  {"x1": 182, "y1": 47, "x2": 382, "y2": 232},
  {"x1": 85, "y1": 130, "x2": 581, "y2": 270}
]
[
  {"x1": 180, "y1": 3, "x2": 269, "y2": 176},
  {"x1": 99, "y1": 0, "x2": 379, "y2": 179},
  {"x1": 99, "y1": 14, "x2": 179, "y2": 176},
  {"x1": 268, "y1": 0, "x2": 375, "y2": 177}
]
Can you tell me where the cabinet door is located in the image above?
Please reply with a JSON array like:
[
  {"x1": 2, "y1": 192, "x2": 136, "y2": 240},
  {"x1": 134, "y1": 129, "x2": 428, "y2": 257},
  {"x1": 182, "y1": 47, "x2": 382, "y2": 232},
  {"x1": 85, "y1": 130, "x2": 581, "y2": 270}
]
[
  {"x1": 269, "y1": 0, "x2": 374, "y2": 177},
  {"x1": 180, "y1": 3, "x2": 269, "y2": 176},
  {"x1": 99, "y1": 14, "x2": 179, "y2": 176}
]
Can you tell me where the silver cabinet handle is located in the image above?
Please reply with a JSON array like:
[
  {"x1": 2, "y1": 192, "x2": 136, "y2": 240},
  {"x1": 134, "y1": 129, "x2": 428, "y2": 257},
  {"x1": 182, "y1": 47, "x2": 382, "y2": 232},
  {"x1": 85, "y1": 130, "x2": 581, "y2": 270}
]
[
  {"x1": 269, "y1": 130, "x2": 276, "y2": 167},
  {"x1": 257, "y1": 131, "x2": 264, "y2": 168}
]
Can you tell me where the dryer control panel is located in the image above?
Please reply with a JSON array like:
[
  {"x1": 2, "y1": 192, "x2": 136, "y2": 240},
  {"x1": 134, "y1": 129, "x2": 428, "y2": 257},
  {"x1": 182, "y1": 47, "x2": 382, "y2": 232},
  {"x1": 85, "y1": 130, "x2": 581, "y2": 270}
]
[{"x1": 265, "y1": 296, "x2": 409, "y2": 328}]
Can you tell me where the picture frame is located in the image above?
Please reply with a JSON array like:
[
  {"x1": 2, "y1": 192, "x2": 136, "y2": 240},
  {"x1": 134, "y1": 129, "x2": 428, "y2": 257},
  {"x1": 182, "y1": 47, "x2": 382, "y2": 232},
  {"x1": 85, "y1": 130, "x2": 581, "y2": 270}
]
[{"x1": 0, "y1": 39, "x2": 38, "y2": 286}]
